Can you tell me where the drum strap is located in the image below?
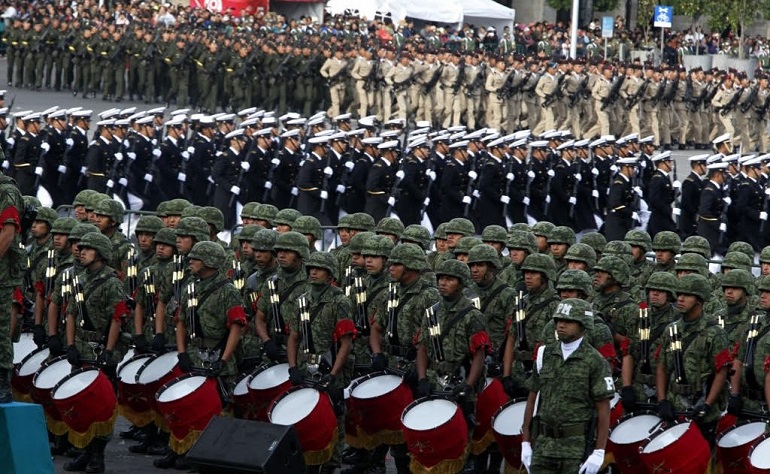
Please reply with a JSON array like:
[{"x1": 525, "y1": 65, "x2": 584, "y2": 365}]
[
  {"x1": 80, "y1": 276, "x2": 113, "y2": 332},
  {"x1": 437, "y1": 306, "x2": 475, "y2": 347},
  {"x1": 387, "y1": 292, "x2": 417, "y2": 347},
  {"x1": 745, "y1": 323, "x2": 770, "y2": 391},
  {"x1": 190, "y1": 279, "x2": 230, "y2": 339}
]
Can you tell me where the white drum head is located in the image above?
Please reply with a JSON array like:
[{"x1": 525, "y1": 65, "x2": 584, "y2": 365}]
[
  {"x1": 13, "y1": 333, "x2": 36, "y2": 365},
  {"x1": 34, "y1": 360, "x2": 72, "y2": 390},
  {"x1": 352, "y1": 374, "x2": 401, "y2": 400},
  {"x1": 403, "y1": 399, "x2": 456, "y2": 431},
  {"x1": 493, "y1": 401, "x2": 526, "y2": 436},
  {"x1": 52, "y1": 370, "x2": 99, "y2": 400},
  {"x1": 18, "y1": 348, "x2": 50, "y2": 377},
  {"x1": 118, "y1": 348, "x2": 135, "y2": 372},
  {"x1": 157, "y1": 376, "x2": 206, "y2": 403},
  {"x1": 119, "y1": 357, "x2": 152, "y2": 384},
  {"x1": 751, "y1": 437, "x2": 770, "y2": 468},
  {"x1": 719, "y1": 422, "x2": 768, "y2": 448},
  {"x1": 642, "y1": 423, "x2": 690, "y2": 453},
  {"x1": 233, "y1": 376, "x2": 249, "y2": 396},
  {"x1": 138, "y1": 352, "x2": 179, "y2": 384},
  {"x1": 271, "y1": 388, "x2": 319, "y2": 426},
  {"x1": 610, "y1": 415, "x2": 661, "y2": 444},
  {"x1": 249, "y1": 363, "x2": 289, "y2": 390}
]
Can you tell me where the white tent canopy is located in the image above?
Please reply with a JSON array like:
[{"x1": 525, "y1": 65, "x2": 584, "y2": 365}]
[
  {"x1": 460, "y1": 0, "x2": 515, "y2": 33},
  {"x1": 326, "y1": 0, "x2": 513, "y2": 29}
]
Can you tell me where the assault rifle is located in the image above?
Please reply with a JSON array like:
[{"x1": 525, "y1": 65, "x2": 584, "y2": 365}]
[
  {"x1": 570, "y1": 74, "x2": 590, "y2": 107},
  {"x1": 663, "y1": 76, "x2": 678, "y2": 107},
  {"x1": 465, "y1": 64, "x2": 486, "y2": 97},
  {"x1": 421, "y1": 63, "x2": 444, "y2": 95},
  {"x1": 625, "y1": 79, "x2": 649, "y2": 110},
  {"x1": 601, "y1": 75, "x2": 625, "y2": 111},
  {"x1": 326, "y1": 60, "x2": 352, "y2": 87},
  {"x1": 363, "y1": 59, "x2": 380, "y2": 92},
  {"x1": 719, "y1": 87, "x2": 744, "y2": 116},
  {"x1": 451, "y1": 60, "x2": 466, "y2": 93},
  {"x1": 651, "y1": 78, "x2": 667, "y2": 107},
  {"x1": 542, "y1": 74, "x2": 565, "y2": 107},
  {"x1": 740, "y1": 85, "x2": 759, "y2": 114}
]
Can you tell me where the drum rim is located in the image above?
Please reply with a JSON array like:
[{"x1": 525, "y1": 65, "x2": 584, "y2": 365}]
[
  {"x1": 491, "y1": 397, "x2": 528, "y2": 422},
  {"x1": 638, "y1": 420, "x2": 692, "y2": 454},
  {"x1": 155, "y1": 373, "x2": 208, "y2": 403},
  {"x1": 349, "y1": 371, "x2": 403, "y2": 399},
  {"x1": 267, "y1": 385, "x2": 322, "y2": 421},
  {"x1": 608, "y1": 411, "x2": 662, "y2": 444},
  {"x1": 717, "y1": 419, "x2": 769, "y2": 446},
  {"x1": 748, "y1": 431, "x2": 770, "y2": 466},
  {"x1": 247, "y1": 362, "x2": 290, "y2": 390},
  {"x1": 50, "y1": 367, "x2": 100, "y2": 401},
  {"x1": 17, "y1": 346, "x2": 51, "y2": 376},
  {"x1": 136, "y1": 351, "x2": 179, "y2": 384},
  {"x1": 401, "y1": 395, "x2": 459, "y2": 431},
  {"x1": 32, "y1": 355, "x2": 70, "y2": 386},
  {"x1": 117, "y1": 353, "x2": 155, "y2": 383}
]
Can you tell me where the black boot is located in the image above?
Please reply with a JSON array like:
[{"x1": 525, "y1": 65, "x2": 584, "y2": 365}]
[
  {"x1": 487, "y1": 450, "x2": 504, "y2": 474},
  {"x1": 63, "y1": 446, "x2": 92, "y2": 471},
  {"x1": 129, "y1": 425, "x2": 159, "y2": 453},
  {"x1": 51, "y1": 434, "x2": 73, "y2": 456},
  {"x1": 119, "y1": 425, "x2": 142, "y2": 440},
  {"x1": 154, "y1": 451, "x2": 178, "y2": 469},
  {"x1": 0, "y1": 369, "x2": 12, "y2": 403},
  {"x1": 393, "y1": 457, "x2": 410, "y2": 474},
  {"x1": 173, "y1": 453, "x2": 191, "y2": 470},
  {"x1": 85, "y1": 440, "x2": 106, "y2": 473}
]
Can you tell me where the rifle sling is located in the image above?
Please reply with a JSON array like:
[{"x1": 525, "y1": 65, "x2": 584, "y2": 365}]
[
  {"x1": 479, "y1": 284, "x2": 509, "y2": 315},
  {"x1": 387, "y1": 292, "x2": 418, "y2": 347},
  {"x1": 745, "y1": 323, "x2": 770, "y2": 390},
  {"x1": 190, "y1": 279, "x2": 230, "y2": 340},
  {"x1": 437, "y1": 306, "x2": 476, "y2": 347},
  {"x1": 79, "y1": 276, "x2": 114, "y2": 332}
]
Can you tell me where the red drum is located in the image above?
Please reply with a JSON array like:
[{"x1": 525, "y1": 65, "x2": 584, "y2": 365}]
[
  {"x1": 401, "y1": 396, "x2": 469, "y2": 473},
  {"x1": 246, "y1": 362, "x2": 291, "y2": 421},
  {"x1": 232, "y1": 373, "x2": 257, "y2": 420},
  {"x1": 491, "y1": 398, "x2": 527, "y2": 471},
  {"x1": 718, "y1": 412, "x2": 739, "y2": 436},
  {"x1": 269, "y1": 386, "x2": 337, "y2": 466},
  {"x1": 12, "y1": 346, "x2": 50, "y2": 399},
  {"x1": 155, "y1": 374, "x2": 222, "y2": 455},
  {"x1": 471, "y1": 377, "x2": 508, "y2": 455},
  {"x1": 607, "y1": 411, "x2": 661, "y2": 474},
  {"x1": 32, "y1": 356, "x2": 72, "y2": 435},
  {"x1": 13, "y1": 332, "x2": 36, "y2": 365},
  {"x1": 116, "y1": 353, "x2": 154, "y2": 427},
  {"x1": 610, "y1": 392, "x2": 623, "y2": 427},
  {"x1": 639, "y1": 420, "x2": 710, "y2": 474},
  {"x1": 716, "y1": 421, "x2": 768, "y2": 474},
  {"x1": 750, "y1": 433, "x2": 770, "y2": 473},
  {"x1": 345, "y1": 371, "x2": 413, "y2": 449},
  {"x1": 136, "y1": 351, "x2": 182, "y2": 413},
  {"x1": 51, "y1": 367, "x2": 117, "y2": 449}
]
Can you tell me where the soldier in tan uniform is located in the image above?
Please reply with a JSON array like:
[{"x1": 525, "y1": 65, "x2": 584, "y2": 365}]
[
  {"x1": 534, "y1": 62, "x2": 560, "y2": 135},
  {"x1": 590, "y1": 64, "x2": 613, "y2": 137},
  {"x1": 505, "y1": 58, "x2": 526, "y2": 131},
  {"x1": 463, "y1": 54, "x2": 484, "y2": 130},
  {"x1": 561, "y1": 61, "x2": 586, "y2": 137},
  {"x1": 686, "y1": 68, "x2": 706, "y2": 149},
  {"x1": 756, "y1": 75, "x2": 770, "y2": 152},
  {"x1": 485, "y1": 60, "x2": 508, "y2": 131},
  {"x1": 377, "y1": 48, "x2": 395, "y2": 121},
  {"x1": 415, "y1": 52, "x2": 443, "y2": 125},
  {"x1": 711, "y1": 73, "x2": 738, "y2": 140},
  {"x1": 620, "y1": 64, "x2": 645, "y2": 137},
  {"x1": 320, "y1": 48, "x2": 349, "y2": 118},
  {"x1": 385, "y1": 53, "x2": 414, "y2": 120},
  {"x1": 440, "y1": 53, "x2": 462, "y2": 128},
  {"x1": 521, "y1": 62, "x2": 541, "y2": 130},
  {"x1": 658, "y1": 68, "x2": 674, "y2": 149},
  {"x1": 672, "y1": 67, "x2": 689, "y2": 148},
  {"x1": 350, "y1": 47, "x2": 375, "y2": 119},
  {"x1": 642, "y1": 68, "x2": 663, "y2": 145},
  {"x1": 734, "y1": 74, "x2": 754, "y2": 151}
]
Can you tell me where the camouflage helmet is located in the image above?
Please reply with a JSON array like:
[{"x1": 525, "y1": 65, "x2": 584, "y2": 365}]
[
  {"x1": 85, "y1": 192, "x2": 109, "y2": 212},
  {"x1": 594, "y1": 255, "x2": 631, "y2": 286},
  {"x1": 651, "y1": 231, "x2": 681, "y2": 253},
  {"x1": 50, "y1": 217, "x2": 78, "y2": 235},
  {"x1": 337, "y1": 214, "x2": 355, "y2": 229},
  {"x1": 273, "y1": 208, "x2": 302, "y2": 227},
  {"x1": 350, "y1": 213, "x2": 376, "y2": 232},
  {"x1": 531, "y1": 221, "x2": 555, "y2": 237},
  {"x1": 362, "y1": 235, "x2": 395, "y2": 258},
  {"x1": 433, "y1": 222, "x2": 448, "y2": 240},
  {"x1": 238, "y1": 224, "x2": 264, "y2": 244},
  {"x1": 153, "y1": 227, "x2": 177, "y2": 246},
  {"x1": 198, "y1": 206, "x2": 225, "y2": 233},
  {"x1": 580, "y1": 232, "x2": 607, "y2": 255},
  {"x1": 73, "y1": 189, "x2": 97, "y2": 207},
  {"x1": 521, "y1": 253, "x2": 556, "y2": 281},
  {"x1": 274, "y1": 231, "x2": 310, "y2": 260},
  {"x1": 254, "y1": 204, "x2": 279, "y2": 225},
  {"x1": 728, "y1": 241, "x2": 755, "y2": 261},
  {"x1": 481, "y1": 225, "x2": 508, "y2": 244},
  {"x1": 175, "y1": 217, "x2": 210, "y2": 243},
  {"x1": 23, "y1": 195, "x2": 41, "y2": 209},
  {"x1": 305, "y1": 251, "x2": 339, "y2": 280},
  {"x1": 436, "y1": 258, "x2": 471, "y2": 285},
  {"x1": 375, "y1": 217, "x2": 405, "y2": 238},
  {"x1": 68, "y1": 223, "x2": 100, "y2": 241},
  {"x1": 677, "y1": 273, "x2": 712, "y2": 301},
  {"x1": 675, "y1": 253, "x2": 709, "y2": 276},
  {"x1": 556, "y1": 269, "x2": 593, "y2": 296},
  {"x1": 389, "y1": 243, "x2": 427, "y2": 271},
  {"x1": 188, "y1": 241, "x2": 226, "y2": 269},
  {"x1": 758, "y1": 276, "x2": 770, "y2": 293},
  {"x1": 453, "y1": 236, "x2": 482, "y2": 256},
  {"x1": 552, "y1": 298, "x2": 593, "y2": 328},
  {"x1": 761, "y1": 246, "x2": 770, "y2": 264},
  {"x1": 510, "y1": 223, "x2": 531, "y2": 232},
  {"x1": 603, "y1": 241, "x2": 634, "y2": 266},
  {"x1": 722, "y1": 251, "x2": 753, "y2": 273},
  {"x1": 251, "y1": 229, "x2": 278, "y2": 252},
  {"x1": 467, "y1": 244, "x2": 501, "y2": 270},
  {"x1": 547, "y1": 226, "x2": 576, "y2": 246},
  {"x1": 506, "y1": 230, "x2": 538, "y2": 254},
  {"x1": 35, "y1": 207, "x2": 58, "y2": 227},
  {"x1": 165, "y1": 198, "x2": 191, "y2": 216},
  {"x1": 135, "y1": 215, "x2": 164, "y2": 234},
  {"x1": 78, "y1": 232, "x2": 113, "y2": 262},
  {"x1": 293, "y1": 216, "x2": 323, "y2": 241},
  {"x1": 564, "y1": 243, "x2": 597, "y2": 269},
  {"x1": 93, "y1": 198, "x2": 124, "y2": 224},
  {"x1": 681, "y1": 236, "x2": 711, "y2": 258},
  {"x1": 180, "y1": 205, "x2": 201, "y2": 219},
  {"x1": 240, "y1": 202, "x2": 260, "y2": 220},
  {"x1": 401, "y1": 224, "x2": 431, "y2": 250},
  {"x1": 445, "y1": 218, "x2": 475, "y2": 237},
  {"x1": 349, "y1": 231, "x2": 375, "y2": 254},
  {"x1": 721, "y1": 268, "x2": 755, "y2": 295},
  {"x1": 624, "y1": 230, "x2": 652, "y2": 253},
  {"x1": 155, "y1": 201, "x2": 169, "y2": 217},
  {"x1": 645, "y1": 272, "x2": 678, "y2": 298}
]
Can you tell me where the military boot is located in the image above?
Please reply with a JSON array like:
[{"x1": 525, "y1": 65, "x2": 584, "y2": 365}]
[
  {"x1": 0, "y1": 369, "x2": 12, "y2": 403},
  {"x1": 85, "y1": 440, "x2": 106, "y2": 473},
  {"x1": 154, "y1": 451, "x2": 178, "y2": 469},
  {"x1": 393, "y1": 456, "x2": 410, "y2": 474},
  {"x1": 63, "y1": 445, "x2": 92, "y2": 471}
]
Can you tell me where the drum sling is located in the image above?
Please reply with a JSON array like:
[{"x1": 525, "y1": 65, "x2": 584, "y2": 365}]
[
  {"x1": 387, "y1": 292, "x2": 417, "y2": 347},
  {"x1": 745, "y1": 323, "x2": 770, "y2": 393},
  {"x1": 189, "y1": 279, "x2": 229, "y2": 344}
]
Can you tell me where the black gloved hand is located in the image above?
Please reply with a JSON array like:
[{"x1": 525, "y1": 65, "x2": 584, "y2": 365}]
[
  {"x1": 207, "y1": 359, "x2": 225, "y2": 377},
  {"x1": 133, "y1": 334, "x2": 149, "y2": 354},
  {"x1": 416, "y1": 378, "x2": 431, "y2": 398},
  {"x1": 727, "y1": 394, "x2": 743, "y2": 415},
  {"x1": 177, "y1": 352, "x2": 193, "y2": 373},
  {"x1": 461, "y1": 400, "x2": 477, "y2": 430},
  {"x1": 658, "y1": 399, "x2": 676, "y2": 422},
  {"x1": 289, "y1": 366, "x2": 303, "y2": 386},
  {"x1": 319, "y1": 373, "x2": 337, "y2": 390},
  {"x1": 96, "y1": 350, "x2": 113, "y2": 366},
  {"x1": 691, "y1": 401, "x2": 713, "y2": 423},
  {"x1": 151, "y1": 333, "x2": 166, "y2": 352},
  {"x1": 452, "y1": 383, "x2": 474, "y2": 402},
  {"x1": 501, "y1": 375, "x2": 518, "y2": 398},
  {"x1": 371, "y1": 352, "x2": 387, "y2": 371},
  {"x1": 47, "y1": 334, "x2": 63, "y2": 356},
  {"x1": 262, "y1": 339, "x2": 280, "y2": 361},
  {"x1": 66, "y1": 345, "x2": 81, "y2": 367},
  {"x1": 32, "y1": 324, "x2": 46, "y2": 346},
  {"x1": 620, "y1": 385, "x2": 637, "y2": 413}
]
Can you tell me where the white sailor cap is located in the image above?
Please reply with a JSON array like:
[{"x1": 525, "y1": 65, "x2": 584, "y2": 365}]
[
  {"x1": 136, "y1": 116, "x2": 154, "y2": 125},
  {"x1": 309, "y1": 111, "x2": 326, "y2": 120},
  {"x1": 380, "y1": 130, "x2": 400, "y2": 139},
  {"x1": 114, "y1": 119, "x2": 131, "y2": 127},
  {"x1": 449, "y1": 132, "x2": 466, "y2": 142},
  {"x1": 358, "y1": 116, "x2": 377, "y2": 128},
  {"x1": 170, "y1": 108, "x2": 190, "y2": 118},
  {"x1": 447, "y1": 125, "x2": 466, "y2": 133},
  {"x1": 166, "y1": 116, "x2": 186, "y2": 127},
  {"x1": 66, "y1": 107, "x2": 83, "y2": 115},
  {"x1": 560, "y1": 130, "x2": 573, "y2": 138},
  {"x1": 510, "y1": 139, "x2": 528, "y2": 148},
  {"x1": 574, "y1": 138, "x2": 591, "y2": 147},
  {"x1": 263, "y1": 111, "x2": 276, "y2": 118},
  {"x1": 329, "y1": 132, "x2": 347, "y2": 141},
  {"x1": 0, "y1": 90, "x2": 6, "y2": 97},
  {"x1": 252, "y1": 127, "x2": 272, "y2": 137},
  {"x1": 707, "y1": 162, "x2": 729, "y2": 170},
  {"x1": 713, "y1": 133, "x2": 731, "y2": 145},
  {"x1": 285, "y1": 118, "x2": 306, "y2": 127},
  {"x1": 415, "y1": 120, "x2": 431, "y2": 129},
  {"x1": 333, "y1": 113, "x2": 352, "y2": 122},
  {"x1": 465, "y1": 129, "x2": 486, "y2": 140},
  {"x1": 72, "y1": 110, "x2": 93, "y2": 119},
  {"x1": 14, "y1": 110, "x2": 32, "y2": 118},
  {"x1": 688, "y1": 154, "x2": 709, "y2": 162},
  {"x1": 216, "y1": 114, "x2": 236, "y2": 123},
  {"x1": 449, "y1": 140, "x2": 470, "y2": 149},
  {"x1": 589, "y1": 138, "x2": 606, "y2": 148},
  {"x1": 408, "y1": 137, "x2": 429, "y2": 148},
  {"x1": 237, "y1": 107, "x2": 257, "y2": 117},
  {"x1": 362, "y1": 137, "x2": 383, "y2": 146},
  {"x1": 346, "y1": 129, "x2": 365, "y2": 137},
  {"x1": 98, "y1": 108, "x2": 120, "y2": 119},
  {"x1": 433, "y1": 134, "x2": 452, "y2": 143},
  {"x1": 410, "y1": 128, "x2": 431, "y2": 137},
  {"x1": 128, "y1": 112, "x2": 146, "y2": 121},
  {"x1": 225, "y1": 129, "x2": 245, "y2": 140},
  {"x1": 540, "y1": 129, "x2": 558, "y2": 139},
  {"x1": 22, "y1": 113, "x2": 43, "y2": 122},
  {"x1": 120, "y1": 107, "x2": 137, "y2": 116},
  {"x1": 279, "y1": 112, "x2": 300, "y2": 121},
  {"x1": 308, "y1": 135, "x2": 330, "y2": 144},
  {"x1": 744, "y1": 156, "x2": 764, "y2": 167},
  {"x1": 651, "y1": 151, "x2": 672, "y2": 161},
  {"x1": 239, "y1": 118, "x2": 258, "y2": 128},
  {"x1": 199, "y1": 115, "x2": 216, "y2": 126},
  {"x1": 0, "y1": 108, "x2": 8, "y2": 117},
  {"x1": 48, "y1": 110, "x2": 66, "y2": 120},
  {"x1": 280, "y1": 129, "x2": 301, "y2": 139},
  {"x1": 639, "y1": 135, "x2": 655, "y2": 145},
  {"x1": 706, "y1": 154, "x2": 724, "y2": 164},
  {"x1": 147, "y1": 107, "x2": 166, "y2": 116},
  {"x1": 488, "y1": 137, "x2": 507, "y2": 148},
  {"x1": 262, "y1": 117, "x2": 277, "y2": 126},
  {"x1": 621, "y1": 133, "x2": 639, "y2": 142},
  {"x1": 41, "y1": 106, "x2": 59, "y2": 116},
  {"x1": 738, "y1": 154, "x2": 757, "y2": 165},
  {"x1": 512, "y1": 130, "x2": 531, "y2": 140},
  {"x1": 307, "y1": 116, "x2": 326, "y2": 127},
  {"x1": 721, "y1": 154, "x2": 740, "y2": 163},
  {"x1": 250, "y1": 110, "x2": 265, "y2": 119},
  {"x1": 385, "y1": 118, "x2": 405, "y2": 127},
  {"x1": 616, "y1": 136, "x2": 630, "y2": 146},
  {"x1": 529, "y1": 140, "x2": 549, "y2": 148},
  {"x1": 616, "y1": 156, "x2": 639, "y2": 165},
  {"x1": 95, "y1": 118, "x2": 114, "y2": 127},
  {"x1": 601, "y1": 135, "x2": 616, "y2": 143},
  {"x1": 556, "y1": 140, "x2": 575, "y2": 150},
  {"x1": 481, "y1": 133, "x2": 500, "y2": 143},
  {"x1": 378, "y1": 140, "x2": 400, "y2": 150},
  {"x1": 315, "y1": 130, "x2": 335, "y2": 137}
]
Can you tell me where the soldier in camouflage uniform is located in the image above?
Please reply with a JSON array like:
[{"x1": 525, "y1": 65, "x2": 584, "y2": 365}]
[
  {"x1": 547, "y1": 226, "x2": 576, "y2": 280},
  {"x1": 434, "y1": 218, "x2": 475, "y2": 270},
  {"x1": 520, "y1": 298, "x2": 615, "y2": 474},
  {"x1": 134, "y1": 216, "x2": 164, "y2": 270},
  {"x1": 480, "y1": 225, "x2": 510, "y2": 270},
  {"x1": 452, "y1": 236, "x2": 482, "y2": 264},
  {"x1": 133, "y1": 227, "x2": 176, "y2": 353},
  {"x1": 531, "y1": 221, "x2": 556, "y2": 254},
  {"x1": 92, "y1": 199, "x2": 132, "y2": 281},
  {"x1": 712, "y1": 269, "x2": 758, "y2": 347},
  {"x1": 28, "y1": 207, "x2": 57, "y2": 345},
  {"x1": 592, "y1": 256, "x2": 639, "y2": 356},
  {"x1": 758, "y1": 246, "x2": 770, "y2": 288},
  {"x1": 426, "y1": 222, "x2": 448, "y2": 271},
  {"x1": 650, "y1": 231, "x2": 680, "y2": 279},
  {"x1": 675, "y1": 252, "x2": 725, "y2": 315},
  {"x1": 656, "y1": 274, "x2": 731, "y2": 447},
  {"x1": 624, "y1": 229, "x2": 654, "y2": 287},
  {"x1": 499, "y1": 230, "x2": 538, "y2": 290},
  {"x1": 563, "y1": 243, "x2": 597, "y2": 274}
]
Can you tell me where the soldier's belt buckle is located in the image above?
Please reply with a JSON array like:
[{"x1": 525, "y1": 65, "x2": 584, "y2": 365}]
[
  {"x1": 307, "y1": 363, "x2": 319, "y2": 376},
  {"x1": 437, "y1": 375, "x2": 451, "y2": 390},
  {"x1": 307, "y1": 354, "x2": 320, "y2": 365}
]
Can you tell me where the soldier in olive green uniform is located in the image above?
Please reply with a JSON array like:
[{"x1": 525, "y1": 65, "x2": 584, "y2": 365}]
[
  {"x1": 592, "y1": 256, "x2": 639, "y2": 356},
  {"x1": 499, "y1": 230, "x2": 538, "y2": 289},
  {"x1": 712, "y1": 269, "x2": 758, "y2": 346},
  {"x1": 92, "y1": 199, "x2": 132, "y2": 281},
  {"x1": 132, "y1": 227, "x2": 176, "y2": 351},
  {"x1": 548, "y1": 226, "x2": 576, "y2": 280},
  {"x1": 134, "y1": 215, "x2": 164, "y2": 270},
  {"x1": 624, "y1": 230, "x2": 654, "y2": 287}
]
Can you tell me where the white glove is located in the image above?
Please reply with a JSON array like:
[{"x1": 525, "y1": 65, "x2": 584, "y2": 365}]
[
  {"x1": 423, "y1": 197, "x2": 430, "y2": 207},
  {"x1": 579, "y1": 449, "x2": 605, "y2": 474},
  {"x1": 761, "y1": 211, "x2": 768, "y2": 221},
  {"x1": 468, "y1": 170, "x2": 478, "y2": 181},
  {"x1": 126, "y1": 152, "x2": 136, "y2": 160},
  {"x1": 673, "y1": 207, "x2": 681, "y2": 216},
  {"x1": 271, "y1": 158, "x2": 280, "y2": 166},
  {"x1": 336, "y1": 184, "x2": 346, "y2": 194},
  {"x1": 547, "y1": 169, "x2": 555, "y2": 178},
  {"x1": 265, "y1": 181, "x2": 273, "y2": 190},
  {"x1": 396, "y1": 170, "x2": 405, "y2": 180},
  {"x1": 177, "y1": 172, "x2": 186, "y2": 182},
  {"x1": 1, "y1": 161, "x2": 7, "y2": 170},
  {"x1": 575, "y1": 173, "x2": 582, "y2": 181},
  {"x1": 472, "y1": 190, "x2": 481, "y2": 199},
  {"x1": 522, "y1": 197, "x2": 530, "y2": 206},
  {"x1": 40, "y1": 142, "x2": 50, "y2": 153},
  {"x1": 545, "y1": 195, "x2": 551, "y2": 204},
  {"x1": 506, "y1": 172, "x2": 514, "y2": 181},
  {"x1": 345, "y1": 161, "x2": 355, "y2": 171},
  {"x1": 152, "y1": 149, "x2": 161, "y2": 157},
  {"x1": 230, "y1": 185, "x2": 240, "y2": 195},
  {"x1": 181, "y1": 151, "x2": 190, "y2": 161},
  {"x1": 34, "y1": 166, "x2": 43, "y2": 176},
  {"x1": 527, "y1": 170, "x2": 536, "y2": 179},
  {"x1": 500, "y1": 195, "x2": 511, "y2": 204},
  {"x1": 521, "y1": 441, "x2": 532, "y2": 473},
  {"x1": 118, "y1": 178, "x2": 128, "y2": 187},
  {"x1": 766, "y1": 187, "x2": 770, "y2": 196},
  {"x1": 207, "y1": 176, "x2": 215, "y2": 184},
  {"x1": 387, "y1": 196, "x2": 396, "y2": 207},
  {"x1": 106, "y1": 179, "x2": 114, "y2": 188},
  {"x1": 151, "y1": 139, "x2": 158, "y2": 146},
  {"x1": 569, "y1": 197, "x2": 577, "y2": 205},
  {"x1": 123, "y1": 140, "x2": 130, "y2": 148},
  {"x1": 65, "y1": 138, "x2": 73, "y2": 148},
  {"x1": 610, "y1": 165, "x2": 618, "y2": 173},
  {"x1": 241, "y1": 161, "x2": 250, "y2": 171},
  {"x1": 462, "y1": 196, "x2": 472, "y2": 204},
  {"x1": 291, "y1": 187, "x2": 298, "y2": 196},
  {"x1": 114, "y1": 152, "x2": 123, "y2": 161},
  {"x1": 633, "y1": 186, "x2": 643, "y2": 196},
  {"x1": 723, "y1": 197, "x2": 732, "y2": 205},
  {"x1": 187, "y1": 146, "x2": 195, "y2": 155},
  {"x1": 673, "y1": 180, "x2": 681, "y2": 189},
  {"x1": 592, "y1": 190, "x2": 600, "y2": 198},
  {"x1": 320, "y1": 191, "x2": 329, "y2": 200},
  {"x1": 720, "y1": 222, "x2": 728, "y2": 232},
  {"x1": 323, "y1": 166, "x2": 333, "y2": 177},
  {"x1": 57, "y1": 165, "x2": 66, "y2": 174},
  {"x1": 80, "y1": 166, "x2": 87, "y2": 176},
  {"x1": 6, "y1": 137, "x2": 14, "y2": 147},
  {"x1": 632, "y1": 212, "x2": 640, "y2": 221},
  {"x1": 591, "y1": 167, "x2": 599, "y2": 176},
  {"x1": 428, "y1": 170, "x2": 436, "y2": 181}
]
